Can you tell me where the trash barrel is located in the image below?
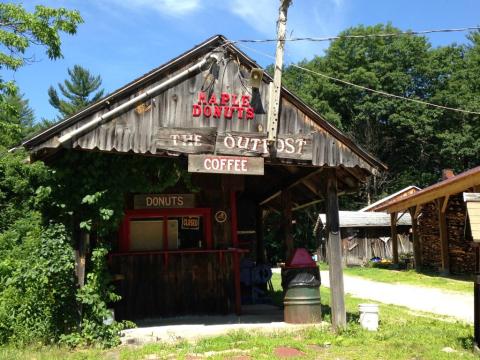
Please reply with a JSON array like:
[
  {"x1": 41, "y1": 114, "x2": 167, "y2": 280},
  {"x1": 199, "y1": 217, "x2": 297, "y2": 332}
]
[{"x1": 284, "y1": 273, "x2": 322, "y2": 324}]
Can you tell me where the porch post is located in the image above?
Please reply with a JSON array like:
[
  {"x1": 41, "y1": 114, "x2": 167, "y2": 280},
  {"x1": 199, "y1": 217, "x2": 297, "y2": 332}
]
[
  {"x1": 390, "y1": 212, "x2": 399, "y2": 264},
  {"x1": 281, "y1": 190, "x2": 294, "y2": 260},
  {"x1": 256, "y1": 205, "x2": 266, "y2": 264},
  {"x1": 325, "y1": 168, "x2": 346, "y2": 331},
  {"x1": 75, "y1": 231, "x2": 89, "y2": 287},
  {"x1": 436, "y1": 197, "x2": 450, "y2": 275},
  {"x1": 409, "y1": 206, "x2": 422, "y2": 272}
]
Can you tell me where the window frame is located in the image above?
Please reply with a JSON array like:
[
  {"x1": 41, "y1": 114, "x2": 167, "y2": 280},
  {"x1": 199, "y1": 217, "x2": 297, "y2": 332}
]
[{"x1": 119, "y1": 208, "x2": 212, "y2": 252}]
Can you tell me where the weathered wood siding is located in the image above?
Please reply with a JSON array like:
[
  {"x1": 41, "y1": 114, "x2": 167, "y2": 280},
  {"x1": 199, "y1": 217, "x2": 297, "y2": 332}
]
[
  {"x1": 39, "y1": 52, "x2": 378, "y2": 172},
  {"x1": 110, "y1": 252, "x2": 236, "y2": 320}
]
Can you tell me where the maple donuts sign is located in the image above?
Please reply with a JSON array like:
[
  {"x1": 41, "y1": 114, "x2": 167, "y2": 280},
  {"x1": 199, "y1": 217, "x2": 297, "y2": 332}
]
[{"x1": 192, "y1": 91, "x2": 255, "y2": 120}]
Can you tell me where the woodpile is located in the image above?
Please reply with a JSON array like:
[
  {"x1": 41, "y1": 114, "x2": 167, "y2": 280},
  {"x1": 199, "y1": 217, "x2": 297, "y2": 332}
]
[
  {"x1": 418, "y1": 202, "x2": 442, "y2": 271},
  {"x1": 446, "y1": 194, "x2": 474, "y2": 273},
  {"x1": 418, "y1": 194, "x2": 474, "y2": 274}
]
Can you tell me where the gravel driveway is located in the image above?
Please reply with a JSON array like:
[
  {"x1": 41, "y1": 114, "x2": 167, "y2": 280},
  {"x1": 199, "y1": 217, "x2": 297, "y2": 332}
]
[{"x1": 320, "y1": 270, "x2": 474, "y2": 323}]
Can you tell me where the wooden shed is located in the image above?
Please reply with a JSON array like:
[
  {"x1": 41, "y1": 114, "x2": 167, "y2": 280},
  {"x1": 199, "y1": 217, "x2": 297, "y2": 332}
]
[
  {"x1": 22, "y1": 35, "x2": 385, "y2": 321},
  {"x1": 376, "y1": 168, "x2": 480, "y2": 274},
  {"x1": 316, "y1": 210, "x2": 413, "y2": 265}
]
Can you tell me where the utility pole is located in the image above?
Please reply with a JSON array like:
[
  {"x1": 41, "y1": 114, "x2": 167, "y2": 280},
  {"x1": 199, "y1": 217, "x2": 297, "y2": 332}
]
[{"x1": 267, "y1": 0, "x2": 292, "y2": 143}]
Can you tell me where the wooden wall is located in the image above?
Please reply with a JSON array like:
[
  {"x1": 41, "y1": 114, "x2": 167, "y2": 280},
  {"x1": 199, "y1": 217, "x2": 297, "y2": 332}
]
[{"x1": 110, "y1": 252, "x2": 236, "y2": 320}]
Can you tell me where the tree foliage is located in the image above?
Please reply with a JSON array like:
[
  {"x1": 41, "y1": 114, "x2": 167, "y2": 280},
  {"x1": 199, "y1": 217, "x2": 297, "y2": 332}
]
[
  {"x1": 48, "y1": 65, "x2": 104, "y2": 119},
  {"x1": 0, "y1": 3, "x2": 83, "y2": 148},
  {"x1": 0, "y1": 3, "x2": 83, "y2": 71},
  {"x1": 282, "y1": 24, "x2": 480, "y2": 205}
]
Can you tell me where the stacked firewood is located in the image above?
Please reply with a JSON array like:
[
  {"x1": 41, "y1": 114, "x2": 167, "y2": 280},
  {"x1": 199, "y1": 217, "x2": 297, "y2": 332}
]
[
  {"x1": 418, "y1": 202, "x2": 442, "y2": 271},
  {"x1": 446, "y1": 194, "x2": 474, "y2": 274}
]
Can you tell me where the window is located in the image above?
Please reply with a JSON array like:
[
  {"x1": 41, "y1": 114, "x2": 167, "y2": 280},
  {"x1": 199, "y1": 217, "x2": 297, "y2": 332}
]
[{"x1": 120, "y1": 209, "x2": 212, "y2": 252}]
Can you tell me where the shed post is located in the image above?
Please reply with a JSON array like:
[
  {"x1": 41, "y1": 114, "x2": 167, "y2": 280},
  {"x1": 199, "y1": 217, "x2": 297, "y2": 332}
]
[
  {"x1": 281, "y1": 190, "x2": 294, "y2": 260},
  {"x1": 390, "y1": 212, "x2": 399, "y2": 265},
  {"x1": 409, "y1": 206, "x2": 422, "y2": 271},
  {"x1": 325, "y1": 168, "x2": 347, "y2": 331},
  {"x1": 436, "y1": 197, "x2": 450, "y2": 274}
]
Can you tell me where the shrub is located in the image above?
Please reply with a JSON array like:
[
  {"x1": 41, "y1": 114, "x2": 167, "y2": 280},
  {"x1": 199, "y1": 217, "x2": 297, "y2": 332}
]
[{"x1": 0, "y1": 216, "x2": 77, "y2": 345}]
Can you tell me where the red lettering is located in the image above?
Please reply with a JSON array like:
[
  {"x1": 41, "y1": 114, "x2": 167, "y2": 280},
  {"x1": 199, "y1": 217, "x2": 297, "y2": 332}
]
[
  {"x1": 208, "y1": 93, "x2": 218, "y2": 105},
  {"x1": 224, "y1": 106, "x2": 233, "y2": 119},
  {"x1": 231, "y1": 94, "x2": 239, "y2": 106},
  {"x1": 241, "y1": 95, "x2": 251, "y2": 107},
  {"x1": 246, "y1": 107, "x2": 254, "y2": 119},
  {"x1": 198, "y1": 91, "x2": 207, "y2": 104},
  {"x1": 213, "y1": 106, "x2": 222, "y2": 118},
  {"x1": 220, "y1": 93, "x2": 230, "y2": 105},
  {"x1": 237, "y1": 107, "x2": 245, "y2": 119},
  {"x1": 192, "y1": 104, "x2": 202, "y2": 117},
  {"x1": 203, "y1": 105, "x2": 212, "y2": 117}
]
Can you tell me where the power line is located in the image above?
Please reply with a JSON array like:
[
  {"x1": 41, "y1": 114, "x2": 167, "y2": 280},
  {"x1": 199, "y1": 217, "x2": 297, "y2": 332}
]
[
  {"x1": 235, "y1": 43, "x2": 480, "y2": 116},
  {"x1": 232, "y1": 26, "x2": 480, "y2": 44}
]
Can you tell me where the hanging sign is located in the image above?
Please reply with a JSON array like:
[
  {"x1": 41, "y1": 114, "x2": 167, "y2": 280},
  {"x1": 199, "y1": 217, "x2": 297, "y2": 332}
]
[
  {"x1": 155, "y1": 128, "x2": 312, "y2": 160},
  {"x1": 188, "y1": 154, "x2": 264, "y2": 175},
  {"x1": 133, "y1": 194, "x2": 195, "y2": 209}
]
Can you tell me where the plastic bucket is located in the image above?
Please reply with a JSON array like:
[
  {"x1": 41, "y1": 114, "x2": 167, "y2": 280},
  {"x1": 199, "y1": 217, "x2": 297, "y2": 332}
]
[{"x1": 359, "y1": 303, "x2": 379, "y2": 331}]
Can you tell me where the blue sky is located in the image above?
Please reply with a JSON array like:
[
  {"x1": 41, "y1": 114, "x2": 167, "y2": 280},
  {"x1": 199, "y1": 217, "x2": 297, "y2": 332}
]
[{"x1": 3, "y1": 0, "x2": 479, "y2": 121}]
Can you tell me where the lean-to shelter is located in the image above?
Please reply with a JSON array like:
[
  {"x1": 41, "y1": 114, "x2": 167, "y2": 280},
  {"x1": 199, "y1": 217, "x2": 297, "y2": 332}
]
[{"x1": 22, "y1": 35, "x2": 385, "y2": 321}]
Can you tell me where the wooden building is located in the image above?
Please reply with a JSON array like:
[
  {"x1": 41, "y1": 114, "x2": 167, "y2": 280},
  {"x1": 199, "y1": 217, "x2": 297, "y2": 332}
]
[
  {"x1": 22, "y1": 35, "x2": 385, "y2": 321},
  {"x1": 376, "y1": 168, "x2": 480, "y2": 274},
  {"x1": 316, "y1": 210, "x2": 412, "y2": 266}
]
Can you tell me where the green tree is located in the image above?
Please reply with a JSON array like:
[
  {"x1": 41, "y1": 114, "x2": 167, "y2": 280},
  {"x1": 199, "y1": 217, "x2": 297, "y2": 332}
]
[
  {"x1": 282, "y1": 24, "x2": 479, "y2": 207},
  {"x1": 0, "y1": 3, "x2": 83, "y2": 147},
  {"x1": 48, "y1": 65, "x2": 104, "y2": 118}
]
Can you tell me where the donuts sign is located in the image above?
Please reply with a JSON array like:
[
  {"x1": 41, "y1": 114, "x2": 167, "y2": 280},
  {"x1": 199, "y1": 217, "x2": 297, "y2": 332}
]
[{"x1": 192, "y1": 91, "x2": 255, "y2": 120}]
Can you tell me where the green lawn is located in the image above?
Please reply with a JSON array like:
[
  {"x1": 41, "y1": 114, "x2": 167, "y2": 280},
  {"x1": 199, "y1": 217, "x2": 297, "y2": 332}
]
[
  {"x1": 0, "y1": 273, "x2": 475, "y2": 360},
  {"x1": 340, "y1": 266, "x2": 473, "y2": 294}
]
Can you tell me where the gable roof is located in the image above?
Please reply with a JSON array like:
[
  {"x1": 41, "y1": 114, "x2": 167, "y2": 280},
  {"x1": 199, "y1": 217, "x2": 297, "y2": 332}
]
[
  {"x1": 375, "y1": 166, "x2": 480, "y2": 213},
  {"x1": 22, "y1": 35, "x2": 385, "y2": 172},
  {"x1": 360, "y1": 185, "x2": 421, "y2": 212}
]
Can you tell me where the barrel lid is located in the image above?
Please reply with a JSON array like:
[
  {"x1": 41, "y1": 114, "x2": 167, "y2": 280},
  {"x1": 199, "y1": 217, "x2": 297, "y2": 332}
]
[{"x1": 285, "y1": 248, "x2": 317, "y2": 268}]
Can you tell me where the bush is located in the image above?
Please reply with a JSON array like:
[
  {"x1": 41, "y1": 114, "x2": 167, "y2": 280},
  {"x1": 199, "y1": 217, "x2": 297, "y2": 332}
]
[{"x1": 0, "y1": 215, "x2": 77, "y2": 345}]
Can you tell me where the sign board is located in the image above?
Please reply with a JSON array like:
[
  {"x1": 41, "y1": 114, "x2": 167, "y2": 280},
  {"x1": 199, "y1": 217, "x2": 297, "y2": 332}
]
[
  {"x1": 464, "y1": 192, "x2": 480, "y2": 242},
  {"x1": 188, "y1": 154, "x2": 264, "y2": 175},
  {"x1": 181, "y1": 216, "x2": 200, "y2": 230},
  {"x1": 133, "y1": 194, "x2": 195, "y2": 209},
  {"x1": 155, "y1": 129, "x2": 312, "y2": 161}
]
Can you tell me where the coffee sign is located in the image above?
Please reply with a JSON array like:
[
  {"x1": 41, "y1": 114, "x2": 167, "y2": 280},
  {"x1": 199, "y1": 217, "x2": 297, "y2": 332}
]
[
  {"x1": 188, "y1": 155, "x2": 264, "y2": 175},
  {"x1": 134, "y1": 194, "x2": 195, "y2": 209}
]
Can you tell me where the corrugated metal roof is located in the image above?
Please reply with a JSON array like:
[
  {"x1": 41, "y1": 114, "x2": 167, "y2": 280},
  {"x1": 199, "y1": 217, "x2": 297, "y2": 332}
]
[
  {"x1": 317, "y1": 211, "x2": 412, "y2": 229},
  {"x1": 359, "y1": 186, "x2": 421, "y2": 212},
  {"x1": 375, "y1": 166, "x2": 480, "y2": 213}
]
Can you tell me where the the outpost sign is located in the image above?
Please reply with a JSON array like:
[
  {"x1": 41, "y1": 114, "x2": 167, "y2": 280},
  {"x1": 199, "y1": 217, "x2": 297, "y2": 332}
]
[{"x1": 154, "y1": 128, "x2": 313, "y2": 161}]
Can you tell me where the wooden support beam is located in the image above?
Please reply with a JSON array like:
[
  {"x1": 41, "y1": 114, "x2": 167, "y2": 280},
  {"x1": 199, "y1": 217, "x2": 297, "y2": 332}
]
[
  {"x1": 75, "y1": 231, "x2": 89, "y2": 287},
  {"x1": 409, "y1": 206, "x2": 422, "y2": 272},
  {"x1": 281, "y1": 190, "x2": 294, "y2": 260},
  {"x1": 390, "y1": 212, "x2": 399, "y2": 264},
  {"x1": 436, "y1": 197, "x2": 450, "y2": 274},
  {"x1": 259, "y1": 168, "x2": 324, "y2": 206},
  {"x1": 325, "y1": 168, "x2": 346, "y2": 331},
  {"x1": 256, "y1": 206, "x2": 266, "y2": 264}
]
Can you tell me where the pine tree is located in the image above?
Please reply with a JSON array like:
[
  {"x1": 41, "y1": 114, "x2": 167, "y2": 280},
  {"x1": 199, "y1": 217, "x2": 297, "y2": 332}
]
[{"x1": 48, "y1": 65, "x2": 104, "y2": 118}]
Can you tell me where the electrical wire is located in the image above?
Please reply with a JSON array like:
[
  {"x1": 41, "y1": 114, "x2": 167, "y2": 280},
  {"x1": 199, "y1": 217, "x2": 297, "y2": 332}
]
[
  {"x1": 235, "y1": 42, "x2": 480, "y2": 116},
  {"x1": 232, "y1": 26, "x2": 480, "y2": 44}
]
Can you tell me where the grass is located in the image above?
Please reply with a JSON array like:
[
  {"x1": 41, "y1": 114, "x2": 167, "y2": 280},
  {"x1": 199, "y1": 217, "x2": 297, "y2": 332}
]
[
  {"x1": 339, "y1": 265, "x2": 473, "y2": 294},
  {"x1": 0, "y1": 273, "x2": 475, "y2": 359}
]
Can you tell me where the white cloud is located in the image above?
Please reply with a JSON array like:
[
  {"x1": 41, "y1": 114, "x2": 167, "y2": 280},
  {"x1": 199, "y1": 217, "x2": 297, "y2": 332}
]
[
  {"x1": 106, "y1": 0, "x2": 200, "y2": 16},
  {"x1": 228, "y1": 0, "x2": 348, "y2": 61}
]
